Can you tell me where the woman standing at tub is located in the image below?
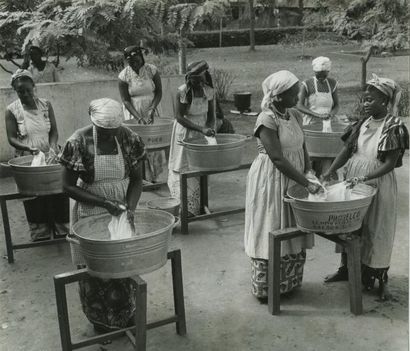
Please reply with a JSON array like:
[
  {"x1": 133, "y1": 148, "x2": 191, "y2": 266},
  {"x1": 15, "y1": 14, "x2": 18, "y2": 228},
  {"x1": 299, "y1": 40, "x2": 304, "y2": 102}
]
[
  {"x1": 244, "y1": 70, "x2": 321, "y2": 301},
  {"x1": 5, "y1": 69, "x2": 69, "y2": 241},
  {"x1": 60, "y1": 98, "x2": 146, "y2": 331},
  {"x1": 167, "y1": 61, "x2": 216, "y2": 216},
  {"x1": 118, "y1": 45, "x2": 163, "y2": 182},
  {"x1": 322, "y1": 75, "x2": 408, "y2": 300}
]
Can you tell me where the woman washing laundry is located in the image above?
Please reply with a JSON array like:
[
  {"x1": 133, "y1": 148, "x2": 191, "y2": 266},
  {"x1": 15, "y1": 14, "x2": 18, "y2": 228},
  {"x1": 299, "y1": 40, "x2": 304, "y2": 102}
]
[
  {"x1": 322, "y1": 74, "x2": 408, "y2": 301},
  {"x1": 297, "y1": 56, "x2": 340, "y2": 175},
  {"x1": 60, "y1": 98, "x2": 146, "y2": 331},
  {"x1": 5, "y1": 69, "x2": 69, "y2": 241},
  {"x1": 118, "y1": 45, "x2": 164, "y2": 183},
  {"x1": 167, "y1": 60, "x2": 216, "y2": 216},
  {"x1": 244, "y1": 70, "x2": 321, "y2": 301}
]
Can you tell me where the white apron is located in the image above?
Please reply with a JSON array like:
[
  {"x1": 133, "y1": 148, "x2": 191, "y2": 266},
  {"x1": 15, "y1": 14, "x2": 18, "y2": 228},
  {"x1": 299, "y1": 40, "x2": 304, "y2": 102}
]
[
  {"x1": 303, "y1": 78, "x2": 333, "y2": 126},
  {"x1": 344, "y1": 117, "x2": 397, "y2": 268}
]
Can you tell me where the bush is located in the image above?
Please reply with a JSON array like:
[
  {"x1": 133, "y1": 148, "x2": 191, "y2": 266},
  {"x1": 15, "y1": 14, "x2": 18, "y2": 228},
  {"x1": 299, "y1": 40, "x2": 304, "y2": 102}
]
[
  {"x1": 212, "y1": 68, "x2": 236, "y2": 101},
  {"x1": 187, "y1": 26, "x2": 332, "y2": 48}
]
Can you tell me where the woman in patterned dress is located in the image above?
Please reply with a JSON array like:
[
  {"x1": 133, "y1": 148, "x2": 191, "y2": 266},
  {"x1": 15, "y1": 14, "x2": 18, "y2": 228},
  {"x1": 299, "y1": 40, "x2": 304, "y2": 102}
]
[
  {"x1": 5, "y1": 69, "x2": 69, "y2": 241},
  {"x1": 167, "y1": 61, "x2": 216, "y2": 216},
  {"x1": 118, "y1": 45, "x2": 164, "y2": 183},
  {"x1": 244, "y1": 70, "x2": 321, "y2": 301},
  {"x1": 322, "y1": 74, "x2": 408, "y2": 300},
  {"x1": 60, "y1": 98, "x2": 146, "y2": 331}
]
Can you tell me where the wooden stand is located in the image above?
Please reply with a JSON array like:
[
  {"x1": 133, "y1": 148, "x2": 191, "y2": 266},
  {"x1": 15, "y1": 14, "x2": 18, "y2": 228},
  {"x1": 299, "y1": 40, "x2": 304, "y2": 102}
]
[
  {"x1": 268, "y1": 228, "x2": 363, "y2": 316},
  {"x1": 179, "y1": 163, "x2": 252, "y2": 234},
  {"x1": 54, "y1": 249, "x2": 186, "y2": 351}
]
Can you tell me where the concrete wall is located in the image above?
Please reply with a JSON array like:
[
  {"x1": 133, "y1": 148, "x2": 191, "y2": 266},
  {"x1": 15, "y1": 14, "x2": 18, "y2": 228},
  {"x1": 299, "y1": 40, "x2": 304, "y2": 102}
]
[{"x1": 0, "y1": 75, "x2": 184, "y2": 162}]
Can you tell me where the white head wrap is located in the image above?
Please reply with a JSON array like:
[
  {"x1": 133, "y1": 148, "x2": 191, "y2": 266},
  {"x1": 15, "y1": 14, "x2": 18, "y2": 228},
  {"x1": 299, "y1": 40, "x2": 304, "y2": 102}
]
[
  {"x1": 89, "y1": 98, "x2": 123, "y2": 129},
  {"x1": 261, "y1": 70, "x2": 299, "y2": 111},
  {"x1": 312, "y1": 56, "x2": 331, "y2": 72},
  {"x1": 11, "y1": 69, "x2": 34, "y2": 86},
  {"x1": 367, "y1": 73, "x2": 402, "y2": 115}
]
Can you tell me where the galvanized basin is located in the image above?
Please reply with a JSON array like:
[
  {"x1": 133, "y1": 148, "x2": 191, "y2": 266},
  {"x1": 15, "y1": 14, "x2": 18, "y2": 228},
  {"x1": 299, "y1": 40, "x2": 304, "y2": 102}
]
[
  {"x1": 303, "y1": 119, "x2": 349, "y2": 158},
  {"x1": 180, "y1": 134, "x2": 247, "y2": 171},
  {"x1": 123, "y1": 118, "x2": 174, "y2": 149},
  {"x1": 71, "y1": 209, "x2": 175, "y2": 279},
  {"x1": 8, "y1": 153, "x2": 63, "y2": 196},
  {"x1": 147, "y1": 197, "x2": 180, "y2": 216},
  {"x1": 285, "y1": 183, "x2": 377, "y2": 235}
]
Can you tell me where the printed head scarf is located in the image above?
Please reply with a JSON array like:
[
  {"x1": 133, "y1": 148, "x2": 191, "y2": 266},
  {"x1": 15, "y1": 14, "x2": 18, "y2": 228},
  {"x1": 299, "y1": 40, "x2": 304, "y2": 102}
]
[
  {"x1": 89, "y1": 98, "x2": 123, "y2": 129},
  {"x1": 312, "y1": 56, "x2": 331, "y2": 72},
  {"x1": 11, "y1": 69, "x2": 34, "y2": 87},
  {"x1": 367, "y1": 73, "x2": 402, "y2": 115},
  {"x1": 181, "y1": 60, "x2": 213, "y2": 104},
  {"x1": 123, "y1": 45, "x2": 145, "y2": 65},
  {"x1": 261, "y1": 70, "x2": 299, "y2": 111}
]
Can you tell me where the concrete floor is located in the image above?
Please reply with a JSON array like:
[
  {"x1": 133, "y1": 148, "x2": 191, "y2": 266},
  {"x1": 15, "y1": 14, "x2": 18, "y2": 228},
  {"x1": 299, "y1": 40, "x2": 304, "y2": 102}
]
[{"x1": 0, "y1": 147, "x2": 408, "y2": 351}]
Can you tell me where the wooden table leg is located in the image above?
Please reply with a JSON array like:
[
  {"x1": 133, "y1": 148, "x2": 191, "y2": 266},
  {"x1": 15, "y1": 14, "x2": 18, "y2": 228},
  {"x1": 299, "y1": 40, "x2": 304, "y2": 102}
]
[
  {"x1": 268, "y1": 232, "x2": 282, "y2": 315},
  {"x1": 199, "y1": 176, "x2": 209, "y2": 215},
  {"x1": 1, "y1": 199, "x2": 14, "y2": 264},
  {"x1": 170, "y1": 250, "x2": 187, "y2": 335},
  {"x1": 180, "y1": 174, "x2": 189, "y2": 235},
  {"x1": 346, "y1": 235, "x2": 363, "y2": 315},
  {"x1": 134, "y1": 276, "x2": 147, "y2": 351}
]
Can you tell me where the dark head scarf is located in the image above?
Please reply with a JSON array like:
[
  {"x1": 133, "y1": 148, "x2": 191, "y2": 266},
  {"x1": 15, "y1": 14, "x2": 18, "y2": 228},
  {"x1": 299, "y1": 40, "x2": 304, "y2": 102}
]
[
  {"x1": 183, "y1": 60, "x2": 213, "y2": 105},
  {"x1": 123, "y1": 45, "x2": 146, "y2": 65},
  {"x1": 29, "y1": 46, "x2": 43, "y2": 56}
]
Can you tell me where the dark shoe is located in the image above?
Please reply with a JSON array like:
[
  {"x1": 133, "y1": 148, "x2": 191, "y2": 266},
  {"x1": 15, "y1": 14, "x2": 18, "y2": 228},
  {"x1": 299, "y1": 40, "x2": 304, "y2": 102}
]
[{"x1": 324, "y1": 266, "x2": 348, "y2": 283}]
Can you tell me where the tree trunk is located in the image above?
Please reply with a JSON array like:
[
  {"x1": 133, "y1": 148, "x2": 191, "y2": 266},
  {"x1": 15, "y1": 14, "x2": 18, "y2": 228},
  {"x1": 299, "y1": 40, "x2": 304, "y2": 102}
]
[
  {"x1": 178, "y1": 31, "x2": 187, "y2": 74},
  {"x1": 249, "y1": 0, "x2": 256, "y2": 51},
  {"x1": 268, "y1": 0, "x2": 276, "y2": 27},
  {"x1": 361, "y1": 46, "x2": 373, "y2": 90}
]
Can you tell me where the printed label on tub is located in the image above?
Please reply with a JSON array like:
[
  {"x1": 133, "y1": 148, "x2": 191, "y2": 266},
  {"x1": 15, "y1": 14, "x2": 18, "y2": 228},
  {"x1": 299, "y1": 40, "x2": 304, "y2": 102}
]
[
  {"x1": 147, "y1": 136, "x2": 163, "y2": 143},
  {"x1": 299, "y1": 210, "x2": 362, "y2": 231}
]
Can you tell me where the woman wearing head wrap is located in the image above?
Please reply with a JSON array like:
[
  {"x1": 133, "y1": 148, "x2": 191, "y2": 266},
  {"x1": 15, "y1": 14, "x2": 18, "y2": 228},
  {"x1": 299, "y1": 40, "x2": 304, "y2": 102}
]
[
  {"x1": 167, "y1": 60, "x2": 216, "y2": 216},
  {"x1": 244, "y1": 70, "x2": 321, "y2": 301},
  {"x1": 297, "y1": 56, "x2": 339, "y2": 126},
  {"x1": 22, "y1": 45, "x2": 60, "y2": 83},
  {"x1": 60, "y1": 98, "x2": 146, "y2": 331},
  {"x1": 118, "y1": 45, "x2": 164, "y2": 183},
  {"x1": 322, "y1": 74, "x2": 408, "y2": 301},
  {"x1": 5, "y1": 69, "x2": 69, "y2": 241}
]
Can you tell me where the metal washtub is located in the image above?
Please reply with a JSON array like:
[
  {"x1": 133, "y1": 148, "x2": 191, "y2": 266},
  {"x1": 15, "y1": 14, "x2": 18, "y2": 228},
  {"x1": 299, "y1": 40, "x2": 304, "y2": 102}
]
[
  {"x1": 123, "y1": 118, "x2": 174, "y2": 149},
  {"x1": 179, "y1": 134, "x2": 247, "y2": 171},
  {"x1": 70, "y1": 209, "x2": 175, "y2": 279},
  {"x1": 303, "y1": 119, "x2": 348, "y2": 158},
  {"x1": 284, "y1": 183, "x2": 377, "y2": 235},
  {"x1": 147, "y1": 197, "x2": 180, "y2": 216},
  {"x1": 8, "y1": 153, "x2": 63, "y2": 196}
]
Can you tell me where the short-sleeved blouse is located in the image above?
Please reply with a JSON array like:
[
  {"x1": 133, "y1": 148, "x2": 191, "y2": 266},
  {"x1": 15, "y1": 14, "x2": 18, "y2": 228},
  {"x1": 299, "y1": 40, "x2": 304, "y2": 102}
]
[
  {"x1": 118, "y1": 64, "x2": 157, "y2": 85},
  {"x1": 59, "y1": 125, "x2": 146, "y2": 184},
  {"x1": 178, "y1": 83, "x2": 214, "y2": 104},
  {"x1": 341, "y1": 114, "x2": 408, "y2": 167}
]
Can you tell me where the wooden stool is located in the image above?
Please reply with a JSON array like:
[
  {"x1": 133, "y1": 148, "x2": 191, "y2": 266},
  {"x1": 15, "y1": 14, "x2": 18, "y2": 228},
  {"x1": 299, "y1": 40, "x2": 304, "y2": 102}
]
[
  {"x1": 268, "y1": 228, "x2": 363, "y2": 316},
  {"x1": 54, "y1": 249, "x2": 186, "y2": 351}
]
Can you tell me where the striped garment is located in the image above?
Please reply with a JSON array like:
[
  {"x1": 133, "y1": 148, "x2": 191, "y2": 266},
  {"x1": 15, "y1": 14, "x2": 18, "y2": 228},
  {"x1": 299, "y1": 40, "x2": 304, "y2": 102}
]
[{"x1": 342, "y1": 114, "x2": 409, "y2": 167}]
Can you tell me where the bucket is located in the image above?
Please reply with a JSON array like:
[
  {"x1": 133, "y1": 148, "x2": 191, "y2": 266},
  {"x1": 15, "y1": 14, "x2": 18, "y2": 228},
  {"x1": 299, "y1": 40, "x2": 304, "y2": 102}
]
[
  {"x1": 70, "y1": 209, "x2": 175, "y2": 278},
  {"x1": 147, "y1": 197, "x2": 180, "y2": 216},
  {"x1": 285, "y1": 183, "x2": 377, "y2": 235},
  {"x1": 123, "y1": 118, "x2": 174, "y2": 150},
  {"x1": 8, "y1": 154, "x2": 63, "y2": 196},
  {"x1": 179, "y1": 134, "x2": 247, "y2": 171},
  {"x1": 233, "y1": 92, "x2": 251, "y2": 112},
  {"x1": 303, "y1": 120, "x2": 346, "y2": 158}
]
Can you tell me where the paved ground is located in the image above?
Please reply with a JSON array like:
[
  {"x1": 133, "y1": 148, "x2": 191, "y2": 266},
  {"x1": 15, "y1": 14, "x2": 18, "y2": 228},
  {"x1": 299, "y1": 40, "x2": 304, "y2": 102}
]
[{"x1": 0, "y1": 139, "x2": 408, "y2": 351}]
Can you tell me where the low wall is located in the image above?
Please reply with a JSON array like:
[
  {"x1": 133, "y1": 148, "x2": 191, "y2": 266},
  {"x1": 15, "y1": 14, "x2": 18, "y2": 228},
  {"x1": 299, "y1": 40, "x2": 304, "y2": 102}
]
[{"x1": 0, "y1": 75, "x2": 184, "y2": 162}]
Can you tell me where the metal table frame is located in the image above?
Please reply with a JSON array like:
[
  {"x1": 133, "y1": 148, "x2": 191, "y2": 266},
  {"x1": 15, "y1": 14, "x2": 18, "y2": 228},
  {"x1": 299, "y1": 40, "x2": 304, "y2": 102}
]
[
  {"x1": 268, "y1": 227, "x2": 363, "y2": 316},
  {"x1": 179, "y1": 163, "x2": 252, "y2": 234},
  {"x1": 54, "y1": 249, "x2": 186, "y2": 351}
]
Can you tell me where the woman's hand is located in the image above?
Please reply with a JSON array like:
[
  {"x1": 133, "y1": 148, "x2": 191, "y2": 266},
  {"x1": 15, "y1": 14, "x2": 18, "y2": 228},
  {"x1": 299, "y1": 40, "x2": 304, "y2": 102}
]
[
  {"x1": 147, "y1": 109, "x2": 155, "y2": 125},
  {"x1": 126, "y1": 209, "x2": 136, "y2": 231},
  {"x1": 28, "y1": 147, "x2": 40, "y2": 155},
  {"x1": 201, "y1": 128, "x2": 216, "y2": 137},
  {"x1": 306, "y1": 181, "x2": 322, "y2": 194},
  {"x1": 104, "y1": 199, "x2": 127, "y2": 216},
  {"x1": 345, "y1": 176, "x2": 368, "y2": 188}
]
